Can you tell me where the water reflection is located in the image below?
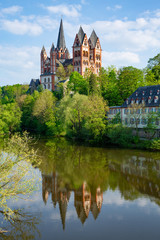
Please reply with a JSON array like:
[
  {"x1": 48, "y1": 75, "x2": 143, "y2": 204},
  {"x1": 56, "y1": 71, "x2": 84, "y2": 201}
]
[
  {"x1": 42, "y1": 173, "x2": 103, "y2": 228},
  {"x1": 37, "y1": 139, "x2": 160, "y2": 230}
]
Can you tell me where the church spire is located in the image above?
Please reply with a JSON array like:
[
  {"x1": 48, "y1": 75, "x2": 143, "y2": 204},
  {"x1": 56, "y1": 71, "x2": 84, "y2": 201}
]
[{"x1": 57, "y1": 19, "x2": 66, "y2": 50}]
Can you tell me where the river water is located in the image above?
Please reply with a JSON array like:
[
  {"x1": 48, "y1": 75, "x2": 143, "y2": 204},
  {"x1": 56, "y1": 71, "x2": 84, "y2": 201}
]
[{"x1": 1, "y1": 138, "x2": 160, "y2": 239}]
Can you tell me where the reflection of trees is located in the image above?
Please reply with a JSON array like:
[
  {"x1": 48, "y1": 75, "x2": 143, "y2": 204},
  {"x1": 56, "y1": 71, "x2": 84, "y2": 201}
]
[
  {"x1": 38, "y1": 138, "x2": 160, "y2": 227},
  {"x1": 0, "y1": 209, "x2": 40, "y2": 240}
]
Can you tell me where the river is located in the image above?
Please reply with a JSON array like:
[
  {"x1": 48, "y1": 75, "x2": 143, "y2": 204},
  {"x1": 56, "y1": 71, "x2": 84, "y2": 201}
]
[{"x1": 1, "y1": 138, "x2": 160, "y2": 239}]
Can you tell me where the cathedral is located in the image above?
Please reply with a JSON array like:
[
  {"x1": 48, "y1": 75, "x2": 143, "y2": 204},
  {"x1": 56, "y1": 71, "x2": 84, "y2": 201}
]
[{"x1": 40, "y1": 19, "x2": 102, "y2": 91}]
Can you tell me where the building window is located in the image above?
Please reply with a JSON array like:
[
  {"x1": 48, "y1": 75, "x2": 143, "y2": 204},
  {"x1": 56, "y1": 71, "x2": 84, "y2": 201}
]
[
  {"x1": 142, "y1": 91, "x2": 145, "y2": 96},
  {"x1": 48, "y1": 84, "x2": 50, "y2": 89},
  {"x1": 141, "y1": 118, "x2": 147, "y2": 125},
  {"x1": 136, "y1": 92, "x2": 138, "y2": 97},
  {"x1": 136, "y1": 109, "x2": 140, "y2": 114},
  {"x1": 109, "y1": 109, "x2": 113, "y2": 114},
  {"x1": 142, "y1": 98, "x2": 145, "y2": 104},
  {"x1": 135, "y1": 118, "x2": 140, "y2": 125},
  {"x1": 124, "y1": 109, "x2": 128, "y2": 114},
  {"x1": 131, "y1": 98, "x2": 134, "y2": 104},
  {"x1": 154, "y1": 96, "x2": 158, "y2": 103},
  {"x1": 125, "y1": 118, "x2": 128, "y2": 125},
  {"x1": 156, "y1": 119, "x2": 159, "y2": 125},
  {"x1": 130, "y1": 118, "x2": 135, "y2": 125},
  {"x1": 150, "y1": 90, "x2": 152, "y2": 95},
  {"x1": 157, "y1": 90, "x2": 160, "y2": 95},
  {"x1": 148, "y1": 97, "x2": 151, "y2": 104},
  {"x1": 48, "y1": 78, "x2": 50, "y2": 82},
  {"x1": 44, "y1": 84, "x2": 46, "y2": 89},
  {"x1": 44, "y1": 78, "x2": 46, "y2": 83}
]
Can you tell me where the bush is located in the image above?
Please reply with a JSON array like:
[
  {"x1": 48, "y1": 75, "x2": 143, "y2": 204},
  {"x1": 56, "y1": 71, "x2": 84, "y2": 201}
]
[
  {"x1": 148, "y1": 139, "x2": 160, "y2": 151},
  {"x1": 106, "y1": 124, "x2": 134, "y2": 147}
]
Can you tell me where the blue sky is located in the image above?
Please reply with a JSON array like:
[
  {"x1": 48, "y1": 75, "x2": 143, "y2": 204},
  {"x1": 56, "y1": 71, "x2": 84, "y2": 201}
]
[{"x1": 1, "y1": 0, "x2": 160, "y2": 86}]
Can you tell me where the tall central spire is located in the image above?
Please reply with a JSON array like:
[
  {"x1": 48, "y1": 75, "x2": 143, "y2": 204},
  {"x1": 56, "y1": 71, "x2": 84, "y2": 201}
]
[{"x1": 57, "y1": 19, "x2": 66, "y2": 50}]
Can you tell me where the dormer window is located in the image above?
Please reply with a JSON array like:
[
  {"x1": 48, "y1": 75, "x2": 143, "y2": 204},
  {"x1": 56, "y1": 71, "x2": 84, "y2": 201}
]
[
  {"x1": 154, "y1": 96, "x2": 158, "y2": 103},
  {"x1": 150, "y1": 90, "x2": 152, "y2": 95},
  {"x1": 131, "y1": 98, "x2": 134, "y2": 104},
  {"x1": 136, "y1": 92, "x2": 138, "y2": 97},
  {"x1": 142, "y1": 91, "x2": 145, "y2": 96},
  {"x1": 157, "y1": 90, "x2": 160, "y2": 95},
  {"x1": 148, "y1": 96, "x2": 151, "y2": 104},
  {"x1": 142, "y1": 97, "x2": 145, "y2": 104},
  {"x1": 126, "y1": 99, "x2": 129, "y2": 105}
]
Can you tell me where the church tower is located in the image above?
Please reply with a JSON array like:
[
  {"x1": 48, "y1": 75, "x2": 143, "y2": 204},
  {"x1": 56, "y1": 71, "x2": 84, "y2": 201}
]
[
  {"x1": 73, "y1": 27, "x2": 101, "y2": 76},
  {"x1": 89, "y1": 30, "x2": 102, "y2": 75},
  {"x1": 40, "y1": 19, "x2": 70, "y2": 91},
  {"x1": 73, "y1": 26, "x2": 90, "y2": 75}
]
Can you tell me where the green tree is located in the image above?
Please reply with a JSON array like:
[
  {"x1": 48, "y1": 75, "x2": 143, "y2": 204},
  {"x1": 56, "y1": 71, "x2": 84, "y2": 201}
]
[
  {"x1": 67, "y1": 71, "x2": 89, "y2": 95},
  {"x1": 0, "y1": 103, "x2": 22, "y2": 136},
  {"x1": 148, "y1": 53, "x2": 160, "y2": 69},
  {"x1": 33, "y1": 90, "x2": 57, "y2": 135},
  {"x1": 117, "y1": 66, "x2": 144, "y2": 103},
  {"x1": 56, "y1": 63, "x2": 66, "y2": 80},
  {"x1": 88, "y1": 72, "x2": 99, "y2": 95},
  {"x1": 0, "y1": 133, "x2": 40, "y2": 217},
  {"x1": 59, "y1": 93, "x2": 107, "y2": 141}
]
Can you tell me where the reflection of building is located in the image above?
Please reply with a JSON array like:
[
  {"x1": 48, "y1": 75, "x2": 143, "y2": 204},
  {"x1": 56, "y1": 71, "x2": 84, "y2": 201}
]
[
  {"x1": 42, "y1": 173, "x2": 71, "y2": 230},
  {"x1": 91, "y1": 187, "x2": 103, "y2": 220},
  {"x1": 42, "y1": 174, "x2": 103, "y2": 227},
  {"x1": 74, "y1": 182, "x2": 91, "y2": 224},
  {"x1": 109, "y1": 156, "x2": 160, "y2": 201}
]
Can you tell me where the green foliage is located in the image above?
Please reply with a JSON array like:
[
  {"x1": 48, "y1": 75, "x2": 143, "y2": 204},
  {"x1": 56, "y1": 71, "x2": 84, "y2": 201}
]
[
  {"x1": 107, "y1": 124, "x2": 134, "y2": 147},
  {"x1": 59, "y1": 93, "x2": 107, "y2": 142},
  {"x1": 98, "y1": 67, "x2": 120, "y2": 106},
  {"x1": 1, "y1": 84, "x2": 28, "y2": 104},
  {"x1": 67, "y1": 71, "x2": 89, "y2": 95},
  {"x1": 110, "y1": 112, "x2": 121, "y2": 124},
  {"x1": 88, "y1": 72, "x2": 100, "y2": 95},
  {"x1": 56, "y1": 63, "x2": 66, "y2": 80},
  {"x1": 37, "y1": 84, "x2": 44, "y2": 92},
  {"x1": 0, "y1": 132, "x2": 40, "y2": 216},
  {"x1": 117, "y1": 66, "x2": 144, "y2": 103},
  {"x1": 148, "y1": 53, "x2": 160, "y2": 69},
  {"x1": 32, "y1": 90, "x2": 57, "y2": 135},
  {"x1": 0, "y1": 103, "x2": 22, "y2": 136},
  {"x1": 21, "y1": 94, "x2": 37, "y2": 131},
  {"x1": 149, "y1": 139, "x2": 160, "y2": 150}
]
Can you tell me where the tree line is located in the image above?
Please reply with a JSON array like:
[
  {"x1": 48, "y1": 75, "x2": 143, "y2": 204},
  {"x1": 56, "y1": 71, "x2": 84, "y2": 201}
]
[{"x1": 1, "y1": 53, "x2": 160, "y2": 147}]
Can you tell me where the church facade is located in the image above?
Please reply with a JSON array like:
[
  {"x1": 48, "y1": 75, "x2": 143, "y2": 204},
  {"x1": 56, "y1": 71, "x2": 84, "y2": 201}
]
[{"x1": 40, "y1": 19, "x2": 102, "y2": 91}]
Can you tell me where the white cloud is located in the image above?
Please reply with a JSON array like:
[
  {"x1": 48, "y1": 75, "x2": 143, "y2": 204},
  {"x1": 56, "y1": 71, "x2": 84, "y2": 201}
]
[
  {"x1": 102, "y1": 51, "x2": 140, "y2": 68},
  {"x1": 1, "y1": 5, "x2": 23, "y2": 15},
  {"x1": 81, "y1": 0, "x2": 88, "y2": 5},
  {"x1": 115, "y1": 5, "x2": 122, "y2": 10},
  {"x1": 106, "y1": 5, "x2": 122, "y2": 11},
  {"x1": 0, "y1": 45, "x2": 40, "y2": 86},
  {"x1": 0, "y1": 19, "x2": 42, "y2": 36},
  {"x1": 45, "y1": 4, "x2": 81, "y2": 18}
]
